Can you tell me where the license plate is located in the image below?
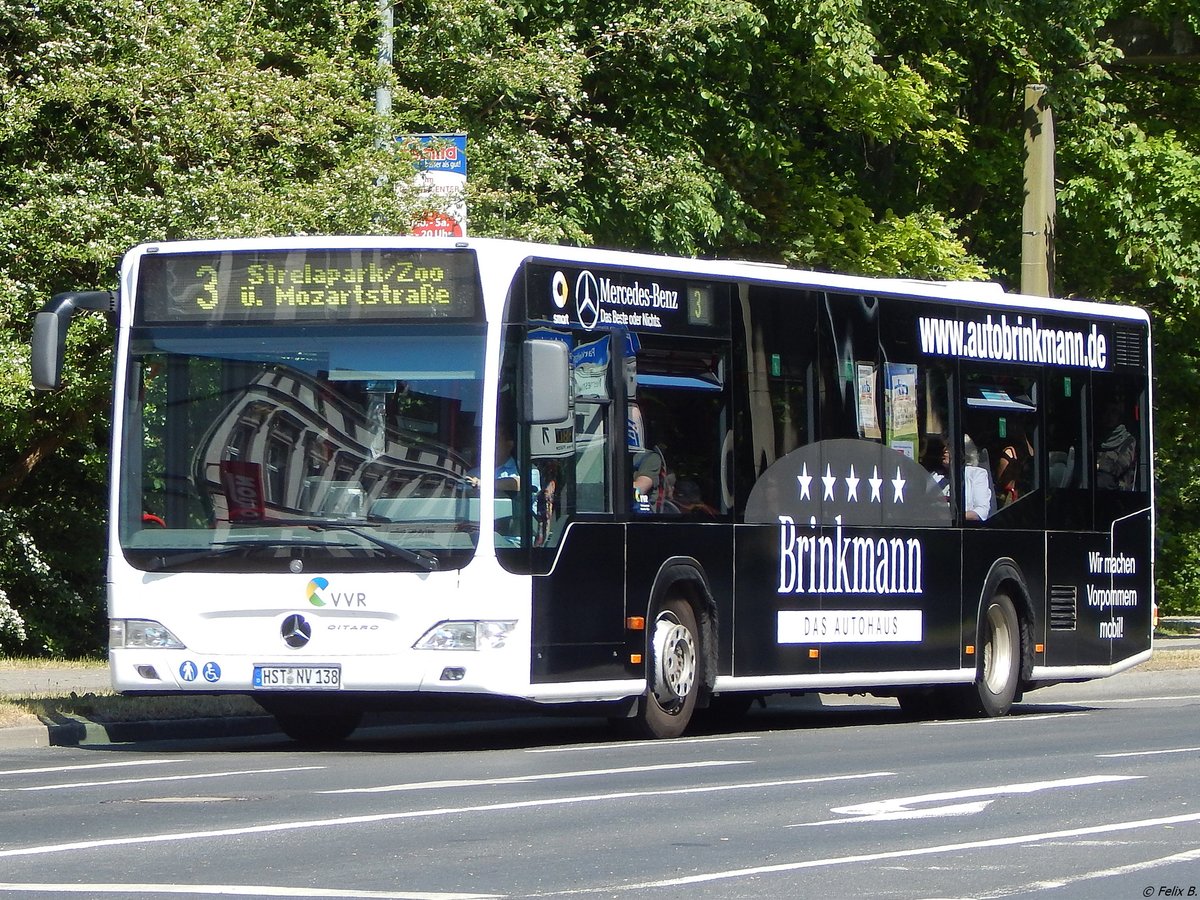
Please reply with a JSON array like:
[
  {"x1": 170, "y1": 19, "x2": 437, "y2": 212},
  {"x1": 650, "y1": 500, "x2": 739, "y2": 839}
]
[{"x1": 253, "y1": 665, "x2": 341, "y2": 689}]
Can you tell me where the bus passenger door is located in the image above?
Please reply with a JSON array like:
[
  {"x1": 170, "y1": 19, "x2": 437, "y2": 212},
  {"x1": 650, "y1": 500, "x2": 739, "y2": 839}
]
[
  {"x1": 622, "y1": 333, "x2": 735, "y2": 682},
  {"x1": 522, "y1": 330, "x2": 630, "y2": 685}
]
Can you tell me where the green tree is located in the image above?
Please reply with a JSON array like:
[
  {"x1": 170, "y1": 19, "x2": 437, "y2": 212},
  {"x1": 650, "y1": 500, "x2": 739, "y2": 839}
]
[
  {"x1": 1054, "y1": 3, "x2": 1200, "y2": 614},
  {"x1": 0, "y1": 0, "x2": 429, "y2": 653}
]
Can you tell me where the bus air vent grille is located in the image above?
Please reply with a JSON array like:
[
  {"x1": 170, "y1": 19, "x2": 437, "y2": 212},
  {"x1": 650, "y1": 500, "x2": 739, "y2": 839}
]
[
  {"x1": 1049, "y1": 585, "x2": 1078, "y2": 631},
  {"x1": 1112, "y1": 329, "x2": 1143, "y2": 369}
]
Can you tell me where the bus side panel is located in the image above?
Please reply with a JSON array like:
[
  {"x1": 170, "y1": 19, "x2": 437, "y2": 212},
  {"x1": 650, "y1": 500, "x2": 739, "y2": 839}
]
[
  {"x1": 1044, "y1": 532, "x2": 1097, "y2": 668},
  {"x1": 1044, "y1": 511, "x2": 1152, "y2": 669},
  {"x1": 817, "y1": 525, "x2": 962, "y2": 675},
  {"x1": 962, "y1": 529, "x2": 1046, "y2": 664},
  {"x1": 1109, "y1": 509, "x2": 1154, "y2": 661},
  {"x1": 531, "y1": 523, "x2": 628, "y2": 684},
  {"x1": 731, "y1": 523, "x2": 961, "y2": 677},
  {"x1": 732, "y1": 523, "x2": 819, "y2": 677}
]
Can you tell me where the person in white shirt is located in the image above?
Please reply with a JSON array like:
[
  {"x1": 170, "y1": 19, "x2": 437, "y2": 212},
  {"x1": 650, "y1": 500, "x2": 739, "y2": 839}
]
[{"x1": 963, "y1": 434, "x2": 993, "y2": 522}]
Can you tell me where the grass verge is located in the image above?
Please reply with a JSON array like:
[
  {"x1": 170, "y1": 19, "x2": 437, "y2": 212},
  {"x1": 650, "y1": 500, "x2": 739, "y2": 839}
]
[{"x1": 1138, "y1": 648, "x2": 1200, "y2": 671}]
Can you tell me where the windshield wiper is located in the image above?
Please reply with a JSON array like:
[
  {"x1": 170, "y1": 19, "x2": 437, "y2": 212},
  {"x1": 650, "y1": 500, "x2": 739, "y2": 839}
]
[
  {"x1": 142, "y1": 540, "x2": 300, "y2": 572},
  {"x1": 142, "y1": 527, "x2": 439, "y2": 573},
  {"x1": 305, "y1": 521, "x2": 440, "y2": 571},
  {"x1": 251, "y1": 519, "x2": 442, "y2": 571}
]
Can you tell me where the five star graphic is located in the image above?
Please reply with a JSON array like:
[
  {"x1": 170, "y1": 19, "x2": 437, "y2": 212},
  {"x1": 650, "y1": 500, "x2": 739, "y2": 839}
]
[{"x1": 796, "y1": 462, "x2": 907, "y2": 504}]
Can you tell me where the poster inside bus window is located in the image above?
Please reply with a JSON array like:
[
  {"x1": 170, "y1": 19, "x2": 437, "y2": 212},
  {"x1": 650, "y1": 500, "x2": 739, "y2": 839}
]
[{"x1": 135, "y1": 249, "x2": 480, "y2": 324}]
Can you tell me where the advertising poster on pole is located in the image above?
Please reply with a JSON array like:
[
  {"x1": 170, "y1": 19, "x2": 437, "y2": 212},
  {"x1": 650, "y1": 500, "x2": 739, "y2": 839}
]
[{"x1": 401, "y1": 133, "x2": 468, "y2": 237}]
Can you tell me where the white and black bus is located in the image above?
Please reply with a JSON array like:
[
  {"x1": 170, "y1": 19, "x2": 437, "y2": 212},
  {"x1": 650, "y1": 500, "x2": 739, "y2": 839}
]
[{"x1": 32, "y1": 237, "x2": 1153, "y2": 741}]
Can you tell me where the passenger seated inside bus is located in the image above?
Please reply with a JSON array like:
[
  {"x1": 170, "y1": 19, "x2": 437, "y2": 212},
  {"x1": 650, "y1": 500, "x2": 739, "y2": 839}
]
[
  {"x1": 921, "y1": 435, "x2": 991, "y2": 523},
  {"x1": 920, "y1": 436, "x2": 950, "y2": 501},
  {"x1": 995, "y1": 420, "x2": 1034, "y2": 508},
  {"x1": 632, "y1": 447, "x2": 664, "y2": 504},
  {"x1": 963, "y1": 434, "x2": 993, "y2": 522},
  {"x1": 629, "y1": 402, "x2": 668, "y2": 513},
  {"x1": 672, "y1": 478, "x2": 717, "y2": 518},
  {"x1": 1096, "y1": 398, "x2": 1138, "y2": 491},
  {"x1": 470, "y1": 421, "x2": 541, "y2": 545}
]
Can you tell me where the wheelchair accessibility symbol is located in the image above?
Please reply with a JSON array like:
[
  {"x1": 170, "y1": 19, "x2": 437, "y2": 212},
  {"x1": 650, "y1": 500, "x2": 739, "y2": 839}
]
[{"x1": 179, "y1": 660, "x2": 221, "y2": 683}]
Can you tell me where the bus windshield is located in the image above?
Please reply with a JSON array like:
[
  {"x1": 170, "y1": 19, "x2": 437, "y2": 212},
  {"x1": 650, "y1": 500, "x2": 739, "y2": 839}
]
[{"x1": 119, "y1": 324, "x2": 485, "y2": 572}]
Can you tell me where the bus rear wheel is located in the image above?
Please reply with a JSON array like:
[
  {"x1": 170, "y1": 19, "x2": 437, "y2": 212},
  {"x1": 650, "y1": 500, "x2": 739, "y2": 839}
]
[
  {"x1": 961, "y1": 591, "x2": 1023, "y2": 717},
  {"x1": 635, "y1": 598, "x2": 700, "y2": 739}
]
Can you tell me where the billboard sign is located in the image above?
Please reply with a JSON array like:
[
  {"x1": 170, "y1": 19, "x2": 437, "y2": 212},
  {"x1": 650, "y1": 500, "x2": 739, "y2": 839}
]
[{"x1": 402, "y1": 133, "x2": 467, "y2": 237}]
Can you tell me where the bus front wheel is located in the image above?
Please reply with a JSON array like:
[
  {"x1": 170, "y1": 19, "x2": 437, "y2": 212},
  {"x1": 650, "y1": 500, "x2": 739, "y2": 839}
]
[
  {"x1": 635, "y1": 598, "x2": 700, "y2": 739},
  {"x1": 261, "y1": 700, "x2": 363, "y2": 745}
]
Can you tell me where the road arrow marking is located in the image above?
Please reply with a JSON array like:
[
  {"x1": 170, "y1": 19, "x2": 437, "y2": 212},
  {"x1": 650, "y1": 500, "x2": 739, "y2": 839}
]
[{"x1": 789, "y1": 774, "x2": 1142, "y2": 826}]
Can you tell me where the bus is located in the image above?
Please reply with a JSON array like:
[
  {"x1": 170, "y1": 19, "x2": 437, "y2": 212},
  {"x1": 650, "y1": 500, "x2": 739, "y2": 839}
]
[{"x1": 31, "y1": 237, "x2": 1154, "y2": 742}]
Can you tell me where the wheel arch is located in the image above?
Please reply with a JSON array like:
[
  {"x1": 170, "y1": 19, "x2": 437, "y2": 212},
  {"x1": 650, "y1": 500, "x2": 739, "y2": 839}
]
[
  {"x1": 644, "y1": 557, "x2": 719, "y2": 697},
  {"x1": 974, "y1": 558, "x2": 1036, "y2": 686}
]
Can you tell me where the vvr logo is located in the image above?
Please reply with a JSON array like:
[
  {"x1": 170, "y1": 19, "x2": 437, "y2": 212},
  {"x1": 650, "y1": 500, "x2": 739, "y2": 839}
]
[{"x1": 307, "y1": 577, "x2": 367, "y2": 608}]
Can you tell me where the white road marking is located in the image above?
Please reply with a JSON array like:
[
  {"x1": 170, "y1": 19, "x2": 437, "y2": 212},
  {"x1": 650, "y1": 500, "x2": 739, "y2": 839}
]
[
  {"x1": 0, "y1": 760, "x2": 185, "y2": 777},
  {"x1": 0, "y1": 884, "x2": 496, "y2": 899},
  {"x1": 554, "y1": 811, "x2": 1200, "y2": 893},
  {"x1": 1, "y1": 766, "x2": 325, "y2": 792},
  {"x1": 974, "y1": 845, "x2": 1200, "y2": 898},
  {"x1": 802, "y1": 800, "x2": 995, "y2": 823},
  {"x1": 790, "y1": 774, "x2": 1143, "y2": 826},
  {"x1": 924, "y1": 712, "x2": 1090, "y2": 726},
  {"x1": 321, "y1": 760, "x2": 748, "y2": 794},
  {"x1": 0, "y1": 772, "x2": 893, "y2": 860},
  {"x1": 1032, "y1": 692, "x2": 1200, "y2": 705},
  {"x1": 1096, "y1": 746, "x2": 1200, "y2": 758},
  {"x1": 527, "y1": 734, "x2": 759, "y2": 753}
]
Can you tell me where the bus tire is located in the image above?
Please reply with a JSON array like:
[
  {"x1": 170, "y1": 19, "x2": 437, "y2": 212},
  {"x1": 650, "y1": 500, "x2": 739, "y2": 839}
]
[
  {"x1": 266, "y1": 703, "x2": 363, "y2": 745},
  {"x1": 635, "y1": 598, "x2": 700, "y2": 739},
  {"x1": 962, "y1": 591, "x2": 1023, "y2": 717}
]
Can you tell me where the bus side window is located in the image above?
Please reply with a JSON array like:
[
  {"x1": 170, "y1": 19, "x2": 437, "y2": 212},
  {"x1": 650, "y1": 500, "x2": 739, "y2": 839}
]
[
  {"x1": 1046, "y1": 372, "x2": 1089, "y2": 529},
  {"x1": 818, "y1": 293, "x2": 880, "y2": 442},
  {"x1": 737, "y1": 285, "x2": 816, "y2": 485},
  {"x1": 1093, "y1": 378, "x2": 1141, "y2": 492},
  {"x1": 963, "y1": 371, "x2": 1042, "y2": 525},
  {"x1": 879, "y1": 299, "x2": 952, "y2": 524},
  {"x1": 629, "y1": 338, "x2": 728, "y2": 519}
]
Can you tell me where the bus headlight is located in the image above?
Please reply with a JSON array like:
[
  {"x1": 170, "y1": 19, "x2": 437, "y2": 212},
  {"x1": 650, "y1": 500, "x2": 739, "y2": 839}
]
[
  {"x1": 110, "y1": 619, "x2": 186, "y2": 650},
  {"x1": 414, "y1": 620, "x2": 516, "y2": 651}
]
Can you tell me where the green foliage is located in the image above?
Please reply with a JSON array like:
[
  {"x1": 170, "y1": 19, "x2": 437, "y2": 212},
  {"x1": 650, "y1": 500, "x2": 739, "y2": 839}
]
[
  {"x1": 1, "y1": 0, "x2": 1199, "y2": 651},
  {"x1": 0, "y1": 0, "x2": 427, "y2": 653}
]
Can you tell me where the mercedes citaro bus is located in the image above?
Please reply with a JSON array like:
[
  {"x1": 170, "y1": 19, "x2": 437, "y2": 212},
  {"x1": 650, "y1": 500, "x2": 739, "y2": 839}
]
[{"x1": 32, "y1": 237, "x2": 1153, "y2": 742}]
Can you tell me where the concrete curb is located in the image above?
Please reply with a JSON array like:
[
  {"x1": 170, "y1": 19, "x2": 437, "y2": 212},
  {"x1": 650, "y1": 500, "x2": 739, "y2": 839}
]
[
  {"x1": 0, "y1": 712, "x2": 283, "y2": 750},
  {"x1": 0, "y1": 724, "x2": 51, "y2": 749},
  {"x1": 43, "y1": 714, "x2": 282, "y2": 748}
]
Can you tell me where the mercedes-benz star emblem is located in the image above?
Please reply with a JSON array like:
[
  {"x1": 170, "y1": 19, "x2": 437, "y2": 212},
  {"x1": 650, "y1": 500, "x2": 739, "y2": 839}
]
[
  {"x1": 575, "y1": 270, "x2": 600, "y2": 331},
  {"x1": 281, "y1": 614, "x2": 312, "y2": 649}
]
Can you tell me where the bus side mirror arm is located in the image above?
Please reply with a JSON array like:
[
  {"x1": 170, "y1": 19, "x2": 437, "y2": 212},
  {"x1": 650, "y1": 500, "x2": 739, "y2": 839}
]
[
  {"x1": 31, "y1": 290, "x2": 116, "y2": 392},
  {"x1": 522, "y1": 339, "x2": 570, "y2": 424}
]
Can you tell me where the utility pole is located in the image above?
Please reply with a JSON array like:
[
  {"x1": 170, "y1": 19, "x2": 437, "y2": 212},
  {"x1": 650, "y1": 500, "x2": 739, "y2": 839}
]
[
  {"x1": 376, "y1": 0, "x2": 393, "y2": 142},
  {"x1": 1021, "y1": 84, "x2": 1055, "y2": 297}
]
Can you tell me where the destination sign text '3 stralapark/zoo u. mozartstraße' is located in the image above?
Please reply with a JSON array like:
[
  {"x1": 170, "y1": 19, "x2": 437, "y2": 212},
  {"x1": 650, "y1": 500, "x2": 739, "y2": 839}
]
[{"x1": 135, "y1": 248, "x2": 480, "y2": 324}]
